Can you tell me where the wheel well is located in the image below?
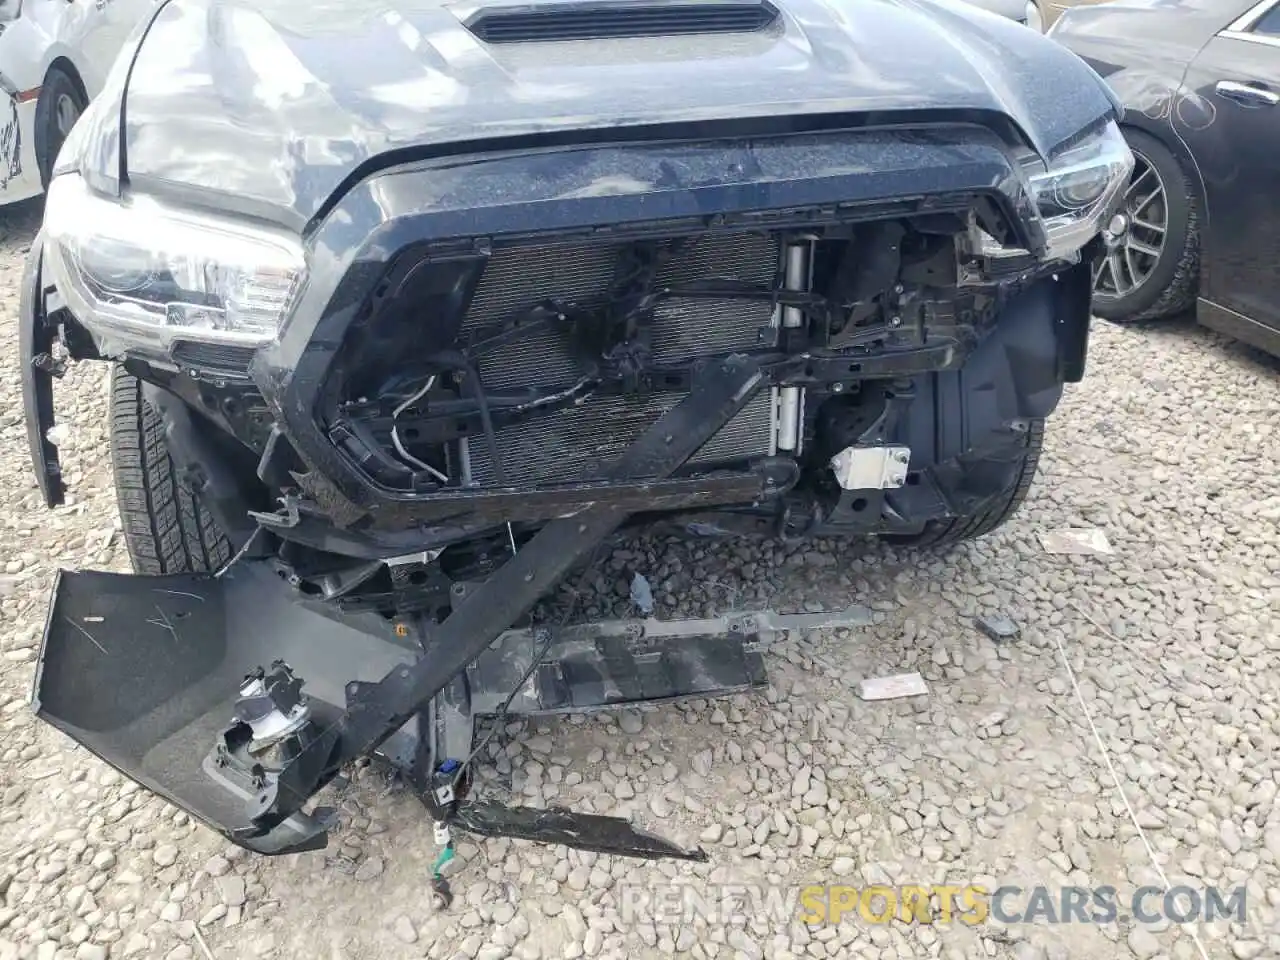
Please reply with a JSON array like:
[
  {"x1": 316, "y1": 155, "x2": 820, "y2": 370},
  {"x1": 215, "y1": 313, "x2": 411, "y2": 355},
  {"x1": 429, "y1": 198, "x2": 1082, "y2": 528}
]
[
  {"x1": 44, "y1": 57, "x2": 89, "y2": 108},
  {"x1": 1117, "y1": 119, "x2": 1209, "y2": 228}
]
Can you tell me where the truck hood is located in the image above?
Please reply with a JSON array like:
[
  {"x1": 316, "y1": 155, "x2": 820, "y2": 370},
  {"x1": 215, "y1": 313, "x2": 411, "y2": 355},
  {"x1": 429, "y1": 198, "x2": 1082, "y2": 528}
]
[{"x1": 122, "y1": 0, "x2": 1118, "y2": 225}]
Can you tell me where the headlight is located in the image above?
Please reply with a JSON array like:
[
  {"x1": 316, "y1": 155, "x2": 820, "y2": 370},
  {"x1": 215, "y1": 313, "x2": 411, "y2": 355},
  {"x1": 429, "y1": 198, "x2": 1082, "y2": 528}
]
[
  {"x1": 985, "y1": 120, "x2": 1134, "y2": 261},
  {"x1": 43, "y1": 174, "x2": 306, "y2": 352}
]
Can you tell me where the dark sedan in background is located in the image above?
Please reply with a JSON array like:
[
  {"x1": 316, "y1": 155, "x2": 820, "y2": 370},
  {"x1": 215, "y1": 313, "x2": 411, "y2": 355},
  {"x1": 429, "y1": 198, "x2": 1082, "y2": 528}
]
[{"x1": 1052, "y1": 0, "x2": 1280, "y2": 359}]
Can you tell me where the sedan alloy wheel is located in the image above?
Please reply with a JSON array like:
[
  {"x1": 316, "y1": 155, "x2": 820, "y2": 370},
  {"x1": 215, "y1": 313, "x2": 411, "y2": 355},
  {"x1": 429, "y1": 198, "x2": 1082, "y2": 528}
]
[{"x1": 1093, "y1": 151, "x2": 1168, "y2": 299}]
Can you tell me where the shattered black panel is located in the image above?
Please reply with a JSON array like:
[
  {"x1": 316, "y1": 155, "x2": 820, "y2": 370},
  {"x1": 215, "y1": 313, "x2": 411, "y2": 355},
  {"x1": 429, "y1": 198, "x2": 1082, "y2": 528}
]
[{"x1": 453, "y1": 801, "x2": 707, "y2": 860}]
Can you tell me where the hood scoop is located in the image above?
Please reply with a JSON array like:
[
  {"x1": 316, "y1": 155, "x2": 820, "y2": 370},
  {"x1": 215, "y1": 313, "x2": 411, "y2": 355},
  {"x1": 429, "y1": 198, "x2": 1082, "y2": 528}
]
[{"x1": 463, "y1": 0, "x2": 779, "y2": 43}]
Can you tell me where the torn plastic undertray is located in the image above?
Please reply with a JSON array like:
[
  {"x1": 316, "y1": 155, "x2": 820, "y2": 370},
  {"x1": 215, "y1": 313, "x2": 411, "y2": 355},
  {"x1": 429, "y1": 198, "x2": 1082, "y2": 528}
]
[{"x1": 33, "y1": 559, "x2": 873, "y2": 856}]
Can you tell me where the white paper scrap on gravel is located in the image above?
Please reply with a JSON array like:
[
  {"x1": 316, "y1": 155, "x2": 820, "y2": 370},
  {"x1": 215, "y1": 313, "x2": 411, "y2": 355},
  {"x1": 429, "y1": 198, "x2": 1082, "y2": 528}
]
[
  {"x1": 857, "y1": 671, "x2": 929, "y2": 701},
  {"x1": 1038, "y1": 527, "x2": 1114, "y2": 556}
]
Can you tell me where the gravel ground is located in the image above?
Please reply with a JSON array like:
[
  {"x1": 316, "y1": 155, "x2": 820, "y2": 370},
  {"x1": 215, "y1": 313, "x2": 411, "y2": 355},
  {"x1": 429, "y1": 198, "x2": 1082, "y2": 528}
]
[{"x1": 0, "y1": 200, "x2": 1277, "y2": 960}]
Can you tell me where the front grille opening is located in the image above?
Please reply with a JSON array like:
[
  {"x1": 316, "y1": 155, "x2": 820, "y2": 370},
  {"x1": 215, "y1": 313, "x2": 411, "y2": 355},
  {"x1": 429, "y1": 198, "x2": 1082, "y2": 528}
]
[
  {"x1": 464, "y1": 0, "x2": 779, "y2": 43},
  {"x1": 333, "y1": 230, "x2": 785, "y2": 492},
  {"x1": 329, "y1": 213, "x2": 971, "y2": 498}
]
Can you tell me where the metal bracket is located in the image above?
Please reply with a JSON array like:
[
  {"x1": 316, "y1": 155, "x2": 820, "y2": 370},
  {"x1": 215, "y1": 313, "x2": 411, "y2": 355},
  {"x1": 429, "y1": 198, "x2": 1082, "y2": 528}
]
[{"x1": 830, "y1": 445, "x2": 911, "y2": 490}]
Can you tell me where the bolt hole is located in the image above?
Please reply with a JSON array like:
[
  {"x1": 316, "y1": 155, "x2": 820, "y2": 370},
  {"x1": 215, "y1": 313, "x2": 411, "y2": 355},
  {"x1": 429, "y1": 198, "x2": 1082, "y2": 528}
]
[
  {"x1": 848, "y1": 363, "x2": 862, "y2": 373},
  {"x1": 851, "y1": 498, "x2": 868, "y2": 512}
]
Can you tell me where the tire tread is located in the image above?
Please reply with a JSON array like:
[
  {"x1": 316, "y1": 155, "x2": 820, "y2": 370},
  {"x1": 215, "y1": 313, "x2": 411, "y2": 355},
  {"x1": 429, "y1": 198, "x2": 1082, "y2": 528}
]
[
  {"x1": 897, "y1": 419, "x2": 1045, "y2": 548},
  {"x1": 109, "y1": 366, "x2": 232, "y2": 574}
]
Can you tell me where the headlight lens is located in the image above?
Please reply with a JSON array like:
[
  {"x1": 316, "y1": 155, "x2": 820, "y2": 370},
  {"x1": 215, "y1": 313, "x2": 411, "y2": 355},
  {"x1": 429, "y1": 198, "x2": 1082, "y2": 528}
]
[
  {"x1": 985, "y1": 120, "x2": 1134, "y2": 260},
  {"x1": 43, "y1": 174, "x2": 305, "y2": 352}
]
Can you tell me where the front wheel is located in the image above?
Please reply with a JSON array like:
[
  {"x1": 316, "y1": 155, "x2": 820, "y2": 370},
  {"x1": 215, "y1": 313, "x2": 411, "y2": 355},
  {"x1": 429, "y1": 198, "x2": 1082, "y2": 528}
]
[
  {"x1": 110, "y1": 366, "x2": 234, "y2": 575},
  {"x1": 34, "y1": 67, "x2": 87, "y2": 189},
  {"x1": 1092, "y1": 129, "x2": 1200, "y2": 323}
]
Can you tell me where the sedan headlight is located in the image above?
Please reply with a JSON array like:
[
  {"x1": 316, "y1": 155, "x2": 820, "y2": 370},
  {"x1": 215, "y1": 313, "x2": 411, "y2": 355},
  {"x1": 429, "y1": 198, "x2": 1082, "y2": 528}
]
[
  {"x1": 986, "y1": 120, "x2": 1134, "y2": 260},
  {"x1": 43, "y1": 174, "x2": 306, "y2": 352}
]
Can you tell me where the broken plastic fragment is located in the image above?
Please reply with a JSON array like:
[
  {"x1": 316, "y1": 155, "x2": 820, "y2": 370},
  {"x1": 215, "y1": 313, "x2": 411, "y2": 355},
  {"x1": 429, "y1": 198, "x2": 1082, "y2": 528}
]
[
  {"x1": 1038, "y1": 528, "x2": 1114, "y2": 556},
  {"x1": 629, "y1": 572, "x2": 654, "y2": 615},
  {"x1": 856, "y1": 671, "x2": 928, "y2": 701},
  {"x1": 976, "y1": 615, "x2": 1019, "y2": 642}
]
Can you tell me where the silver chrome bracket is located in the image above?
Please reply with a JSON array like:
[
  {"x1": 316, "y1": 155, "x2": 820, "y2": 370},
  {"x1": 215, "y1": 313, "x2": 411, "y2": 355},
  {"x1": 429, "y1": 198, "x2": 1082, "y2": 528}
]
[{"x1": 830, "y1": 445, "x2": 911, "y2": 490}]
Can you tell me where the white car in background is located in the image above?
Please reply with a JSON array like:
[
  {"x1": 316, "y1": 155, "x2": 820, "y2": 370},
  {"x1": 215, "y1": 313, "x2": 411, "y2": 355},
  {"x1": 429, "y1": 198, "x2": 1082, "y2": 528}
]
[{"x1": 0, "y1": 0, "x2": 151, "y2": 206}]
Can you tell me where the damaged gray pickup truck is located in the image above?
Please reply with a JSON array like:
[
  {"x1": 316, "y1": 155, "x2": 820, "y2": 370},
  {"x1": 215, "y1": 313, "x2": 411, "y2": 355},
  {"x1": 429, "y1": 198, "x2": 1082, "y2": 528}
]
[{"x1": 19, "y1": 0, "x2": 1129, "y2": 890}]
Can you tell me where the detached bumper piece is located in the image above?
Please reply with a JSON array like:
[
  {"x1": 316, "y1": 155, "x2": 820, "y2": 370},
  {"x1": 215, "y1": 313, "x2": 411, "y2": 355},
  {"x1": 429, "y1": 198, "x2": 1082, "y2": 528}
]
[
  {"x1": 34, "y1": 563, "x2": 872, "y2": 857},
  {"x1": 33, "y1": 565, "x2": 358, "y2": 854}
]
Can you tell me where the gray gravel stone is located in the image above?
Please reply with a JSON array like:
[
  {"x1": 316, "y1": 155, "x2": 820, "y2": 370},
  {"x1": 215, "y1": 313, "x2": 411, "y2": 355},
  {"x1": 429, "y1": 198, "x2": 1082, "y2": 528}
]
[
  {"x1": 393, "y1": 915, "x2": 417, "y2": 944},
  {"x1": 152, "y1": 844, "x2": 178, "y2": 867},
  {"x1": 354, "y1": 856, "x2": 384, "y2": 881},
  {"x1": 216, "y1": 876, "x2": 246, "y2": 908},
  {"x1": 1126, "y1": 928, "x2": 1161, "y2": 959}
]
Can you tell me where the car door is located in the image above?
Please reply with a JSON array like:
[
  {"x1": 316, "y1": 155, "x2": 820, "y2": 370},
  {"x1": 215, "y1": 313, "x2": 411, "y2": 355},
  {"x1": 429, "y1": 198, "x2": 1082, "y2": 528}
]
[{"x1": 1178, "y1": 0, "x2": 1280, "y2": 331}]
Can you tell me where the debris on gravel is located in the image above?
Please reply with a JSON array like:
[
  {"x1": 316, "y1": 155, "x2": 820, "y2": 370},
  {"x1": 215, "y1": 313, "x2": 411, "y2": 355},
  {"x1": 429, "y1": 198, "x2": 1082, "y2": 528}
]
[{"x1": 0, "y1": 204, "x2": 1277, "y2": 960}]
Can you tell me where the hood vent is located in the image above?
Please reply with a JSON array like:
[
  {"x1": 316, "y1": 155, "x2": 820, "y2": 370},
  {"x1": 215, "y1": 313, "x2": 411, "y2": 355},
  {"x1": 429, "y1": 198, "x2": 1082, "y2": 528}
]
[{"x1": 464, "y1": 0, "x2": 779, "y2": 43}]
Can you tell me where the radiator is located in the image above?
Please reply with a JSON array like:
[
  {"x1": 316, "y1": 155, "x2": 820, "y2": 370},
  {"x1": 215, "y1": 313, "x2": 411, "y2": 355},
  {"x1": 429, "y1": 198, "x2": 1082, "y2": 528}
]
[{"x1": 460, "y1": 232, "x2": 778, "y2": 486}]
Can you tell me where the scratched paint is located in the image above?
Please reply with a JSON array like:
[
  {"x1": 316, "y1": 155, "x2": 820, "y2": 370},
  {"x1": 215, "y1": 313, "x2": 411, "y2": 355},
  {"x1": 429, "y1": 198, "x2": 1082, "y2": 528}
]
[
  {"x1": 1124, "y1": 73, "x2": 1217, "y2": 132},
  {"x1": 0, "y1": 94, "x2": 22, "y2": 190}
]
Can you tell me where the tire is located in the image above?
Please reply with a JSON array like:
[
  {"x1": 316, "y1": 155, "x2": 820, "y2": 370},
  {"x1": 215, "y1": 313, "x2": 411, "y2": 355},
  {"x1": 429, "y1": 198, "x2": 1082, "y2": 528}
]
[
  {"x1": 33, "y1": 66, "x2": 87, "y2": 189},
  {"x1": 110, "y1": 366, "x2": 233, "y2": 574},
  {"x1": 1092, "y1": 128, "x2": 1200, "y2": 324},
  {"x1": 891, "y1": 419, "x2": 1045, "y2": 549}
]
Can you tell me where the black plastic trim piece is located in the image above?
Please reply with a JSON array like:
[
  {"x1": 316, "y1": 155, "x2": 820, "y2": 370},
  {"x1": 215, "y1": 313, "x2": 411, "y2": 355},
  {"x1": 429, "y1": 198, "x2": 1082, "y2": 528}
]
[
  {"x1": 19, "y1": 232, "x2": 65, "y2": 509},
  {"x1": 464, "y1": 0, "x2": 778, "y2": 43}
]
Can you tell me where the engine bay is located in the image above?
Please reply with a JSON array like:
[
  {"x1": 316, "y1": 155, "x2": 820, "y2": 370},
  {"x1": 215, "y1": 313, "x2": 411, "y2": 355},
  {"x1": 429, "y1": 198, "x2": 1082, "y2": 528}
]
[{"x1": 324, "y1": 219, "x2": 998, "y2": 498}]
